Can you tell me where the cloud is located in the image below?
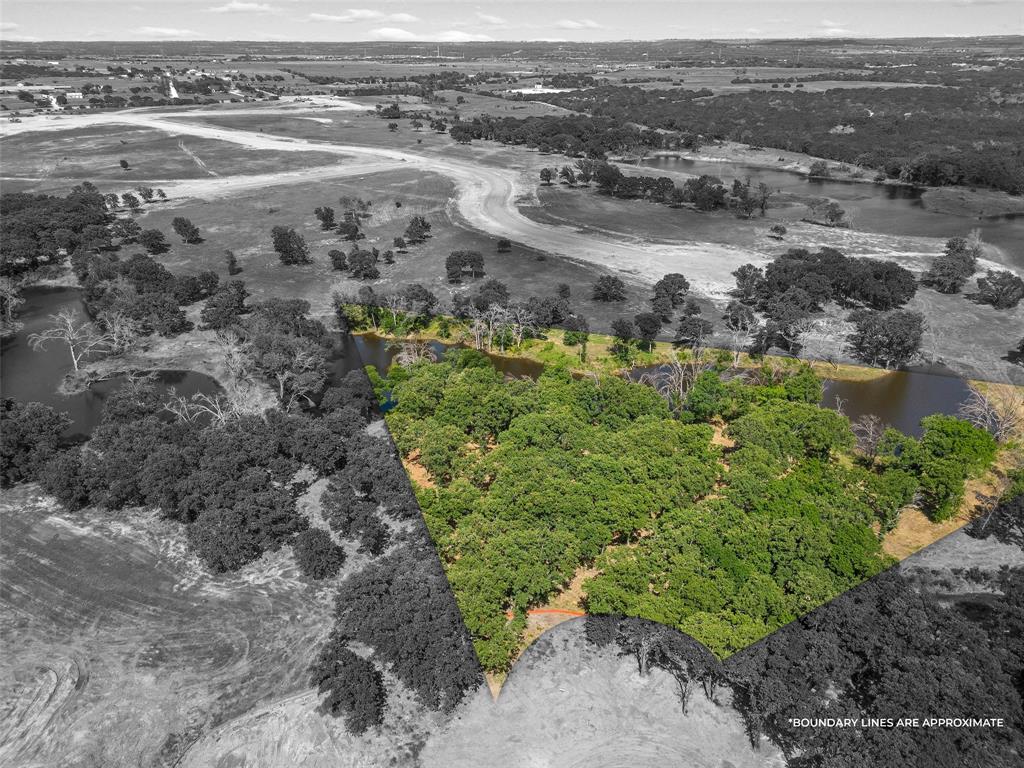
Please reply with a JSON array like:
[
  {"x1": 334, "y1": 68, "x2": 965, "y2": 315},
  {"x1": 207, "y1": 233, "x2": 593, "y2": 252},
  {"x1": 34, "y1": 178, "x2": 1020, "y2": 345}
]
[
  {"x1": 436, "y1": 30, "x2": 495, "y2": 42},
  {"x1": 476, "y1": 12, "x2": 507, "y2": 25},
  {"x1": 207, "y1": 2, "x2": 278, "y2": 14},
  {"x1": 0, "y1": 23, "x2": 41, "y2": 42},
  {"x1": 368, "y1": 27, "x2": 419, "y2": 41},
  {"x1": 134, "y1": 26, "x2": 200, "y2": 38},
  {"x1": 555, "y1": 19, "x2": 602, "y2": 30},
  {"x1": 309, "y1": 9, "x2": 419, "y2": 24},
  {"x1": 818, "y1": 19, "x2": 852, "y2": 37}
]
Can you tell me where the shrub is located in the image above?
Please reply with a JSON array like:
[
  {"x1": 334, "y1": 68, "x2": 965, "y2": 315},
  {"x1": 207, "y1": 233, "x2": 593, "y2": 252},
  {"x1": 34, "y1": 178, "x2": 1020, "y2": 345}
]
[{"x1": 293, "y1": 528, "x2": 346, "y2": 580}]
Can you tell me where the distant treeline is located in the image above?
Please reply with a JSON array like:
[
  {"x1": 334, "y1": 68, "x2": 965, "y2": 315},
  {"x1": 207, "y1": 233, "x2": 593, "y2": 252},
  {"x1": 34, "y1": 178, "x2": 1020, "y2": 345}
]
[
  {"x1": 526, "y1": 85, "x2": 1024, "y2": 193},
  {"x1": 449, "y1": 112, "x2": 706, "y2": 157}
]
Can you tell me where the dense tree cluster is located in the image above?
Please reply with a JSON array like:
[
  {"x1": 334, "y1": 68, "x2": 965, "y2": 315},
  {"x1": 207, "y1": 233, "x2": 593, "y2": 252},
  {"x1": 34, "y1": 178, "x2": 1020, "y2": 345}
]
[
  {"x1": 728, "y1": 563, "x2": 1024, "y2": 767},
  {"x1": 874, "y1": 415, "x2": 997, "y2": 521},
  {"x1": 592, "y1": 275, "x2": 627, "y2": 302},
  {"x1": 1, "y1": 398, "x2": 70, "y2": 487},
  {"x1": 2, "y1": 295, "x2": 381, "y2": 575},
  {"x1": 445, "y1": 250, "x2": 486, "y2": 283},
  {"x1": 171, "y1": 216, "x2": 202, "y2": 245},
  {"x1": 579, "y1": 469, "x2": 1024, "y2": 768},
  {"x1": 1, "y1": 183, "x2": 111, "y2": 276},
  {"x1": 271, "y1": 225, "x2": 311, "y2": 265},
  {"x1": 846, "y1": 309, "x2": 926, "y2": 369},
  {"x1": 976, "y1": 269, "x2": 1024, "y2": 310},
  {"x1": 71, "y1": 248, "x2": 219, "y2": 338},
  {"x1": 446, "y1": 109, "x2": 708, "y2": 157},
  {"x1": 292, "y1": 528, "x2": 346, "y2": 580},
  {"x1": 3, "y1": 379, "x2": 346, "y2": 570},
  {"x1": 375, "y1": 351, "x2": 988, "y2": 669},
  {"x1": 727, "y1": 247, "x2": 920, "y2": 359},
  {"x1": 921, "y1": 235, "x2": 981, "y2": 294},
  {"x1": 309, "y1": 634, "x2": 386, "y2": 733},
  {"x1": 308, "y1": 380, "x2": 482, "y2": 726},
  {"x1": 529, "y1": 86, "x2": 1024, "y2": 193}
]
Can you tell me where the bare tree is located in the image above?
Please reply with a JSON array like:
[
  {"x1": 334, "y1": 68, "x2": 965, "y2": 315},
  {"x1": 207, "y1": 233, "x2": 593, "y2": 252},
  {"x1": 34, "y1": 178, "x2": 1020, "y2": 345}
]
[
  {"x1": 795, "y1": 316, "x2": 849, "y2": 369},
  {"x1": 163, "y1": 391, "x2": 239, "y2": 426},
  {"x1": 852, "y1": 414, "x2": 888, "y2": 457},
  {"x1": 98, "y1": 310, "x2": 141, "y2": 355},
  {"x1": 506, "y1": 305, "x2": 537, "y2": 348},
  {"x1": 0, "y1": 277, "x2": 25, "y2": 334},
  {"x1": 393, "y1": 340, "x2": 437, "y2": 367},
  {"x1": 28, "y1": 309, "x2": 115, "y2": 371},
  {"x1": 639, "y1": 350, "x2": 715, "y2": 415},
  {"x1": 382, "y1": 293, "x2": 404, "y2": 326},
  {"x1": 483, "y1": 304, "x2": 511, "y2": 352},
  {"x1": 959, "y1": 383, "x2": 1024, "y2": 443},
  {"x1": 467, "y1": 311, "x2": 488, "y2": 351}
]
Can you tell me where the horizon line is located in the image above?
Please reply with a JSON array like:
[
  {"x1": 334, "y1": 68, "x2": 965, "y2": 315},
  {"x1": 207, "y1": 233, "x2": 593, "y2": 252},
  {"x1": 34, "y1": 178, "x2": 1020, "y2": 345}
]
[{"x1": 3, "y1": 34, "x2": 1024, "y2": 46}]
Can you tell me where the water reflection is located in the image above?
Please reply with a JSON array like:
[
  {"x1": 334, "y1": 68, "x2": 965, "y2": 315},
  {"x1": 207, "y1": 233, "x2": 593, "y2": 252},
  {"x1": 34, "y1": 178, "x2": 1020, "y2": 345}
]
[
  {"x1": 821, "y1": 371, "x2": 971, "y2": 437},
  {"x1": 337, "y1": 333, "x2": 970, "y2": 437},
  {"x1": 330, "y1": 333, "x2": 545, "y2": 381},
  {"x1": 641, "y1": 156, "x2": 1024, "y2": 261},
  {"x1": 1, "y1": 287, "x2": 222, "y2": 439}
]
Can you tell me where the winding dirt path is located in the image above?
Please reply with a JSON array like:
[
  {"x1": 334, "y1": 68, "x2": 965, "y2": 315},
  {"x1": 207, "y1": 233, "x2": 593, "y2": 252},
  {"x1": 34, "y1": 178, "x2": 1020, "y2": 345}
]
[
  {"x1": 1, "y1": 109, "x2": 759, "y2": 296},
  {"x1": 8, "y1": 107, "x2": 1016, "y2": 302}
]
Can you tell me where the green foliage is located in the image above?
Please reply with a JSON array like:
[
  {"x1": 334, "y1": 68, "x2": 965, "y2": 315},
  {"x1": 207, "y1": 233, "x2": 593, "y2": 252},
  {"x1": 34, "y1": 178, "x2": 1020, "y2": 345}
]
[
  {"x1": 879, "y1": 414, "x2": 998, "y2": 521},
  {"x1": 383, "y1": 355, "x2": 925, "y2": 667},
  {"x1": 728, "y1": 400, "x2": 853, "y2": 460}
]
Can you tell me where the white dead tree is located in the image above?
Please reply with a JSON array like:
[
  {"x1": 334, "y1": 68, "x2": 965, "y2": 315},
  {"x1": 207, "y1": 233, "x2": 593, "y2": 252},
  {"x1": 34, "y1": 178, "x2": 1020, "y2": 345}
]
[
  {"x1": 382, "y1": 293, "x2": 404, "y2": 326},
  {"x1": 28, "y1": 309, "x2": 116, "y2": 371},
  {"x1": 638, "y1": 350, "x2": 716, "y2": 414},
  {"x1": 394, "y1": 339, "x2": 437, "y2": 367},
  {"x1": 795, "y1": 315, "x2": 850, "y2": 369},
  {"x1": 467, "y1": 311, "x2": 488, "y2": 350},
  {"x1": 163, "y1": 391, "x2": 240, "y2": 427},
  {"x1": 0, "y1": 277, "x2": 25, "y2": 329},
  {"x1": 97, "y1": 310, "x2": 141, "y2": 355},
  {"x1": 506, "y1": 305, "x2": 537, "y2": 348},
  {"x1": 484, "y1": 304, "x2": 511, "y2": 352},
  {"x1": 959, "y1": 383, "x2": 1024, "y2": 444},
  {"x1": 852, "y1": 414, "x2": 888, "y2": 457}
]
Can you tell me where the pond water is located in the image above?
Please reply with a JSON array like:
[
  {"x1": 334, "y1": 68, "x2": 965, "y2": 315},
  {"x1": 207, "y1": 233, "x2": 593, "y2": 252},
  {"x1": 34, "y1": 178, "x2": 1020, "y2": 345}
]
[
  {"x1": 5, "y1": 286, "x2": 969, "y2": 441},
  {"x1": 820, "y1": 370, "x2": 971, "y2": 437},
  {"x1": 341, "y1": 332, "x2": 970, "y2": 437},
  {"x1": 1, "y1": 286, "x2": 222, "y2": 439},
  {"x1": 330, "y1": 332, "x2": 546, "y2": 381},
  {"x1": 640, "y1": 156, "x2": 1024, "y2": 263}
]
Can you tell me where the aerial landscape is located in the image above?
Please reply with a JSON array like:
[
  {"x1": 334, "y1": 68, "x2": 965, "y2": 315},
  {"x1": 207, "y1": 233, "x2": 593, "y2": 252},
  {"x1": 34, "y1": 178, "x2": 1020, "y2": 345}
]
[{"x1": 1, "y1": 2, "x2": 1023, "y2": 766}]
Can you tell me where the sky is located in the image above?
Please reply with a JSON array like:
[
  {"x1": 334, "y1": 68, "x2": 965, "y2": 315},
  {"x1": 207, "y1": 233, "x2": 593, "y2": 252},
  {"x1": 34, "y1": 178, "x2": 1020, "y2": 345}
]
[{"x1": 0, "y1": 1, "x2": 1022, "y2": 43}]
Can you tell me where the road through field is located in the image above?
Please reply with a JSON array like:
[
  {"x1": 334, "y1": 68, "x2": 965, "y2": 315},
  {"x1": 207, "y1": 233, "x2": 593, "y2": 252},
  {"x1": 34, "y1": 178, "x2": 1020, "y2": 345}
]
[{"x1": 1, "y1": 110, "x2": 762, "y2": 296}]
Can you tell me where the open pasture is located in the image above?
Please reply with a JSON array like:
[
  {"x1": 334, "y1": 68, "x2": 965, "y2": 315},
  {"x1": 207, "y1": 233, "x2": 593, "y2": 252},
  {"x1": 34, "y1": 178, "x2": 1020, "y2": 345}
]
[
  {"x1": 0, "y1": 487, "x2": 336, "y2": 767},
  {"x1": 0, "y1": 124, "x2": 346, "y2": 191},
  {"x1": 140, "y1": 167, "x2": 653, "y2": 325}
]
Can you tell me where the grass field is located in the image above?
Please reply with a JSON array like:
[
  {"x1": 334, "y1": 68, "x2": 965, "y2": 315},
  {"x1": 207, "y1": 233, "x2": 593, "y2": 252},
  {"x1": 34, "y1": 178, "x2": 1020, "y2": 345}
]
[
  {"x1": 0, "y1": 486, "x2": 337, "y2": 767},
  {"x1": 0, "y1": 126, "x2": 345, "y2": 191},
  {"x1": 137, "y1": 169, "x2": 654, "y2": 327},
  {"x1": 597, "y1": 65, "x2": 940, "y2": 94}
]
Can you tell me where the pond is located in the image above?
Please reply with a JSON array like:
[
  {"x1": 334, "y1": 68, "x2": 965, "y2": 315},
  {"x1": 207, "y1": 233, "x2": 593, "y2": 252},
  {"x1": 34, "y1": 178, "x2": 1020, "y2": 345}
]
[
  {"x1": 640, "y1": 156, "x2": 1024, "y2": 264},
  {"x1": 329, "y1": 332, "x2": 546, "y2": 381},
  {"x1": 820, "y1": 370, "x2": 972, "y2": 437},
  {"x1": 1, "y1": 286, "x2": 222, "y2": 440},
  {"x1": 338, "y1": 331, "x2": 970, "y2": 437}
]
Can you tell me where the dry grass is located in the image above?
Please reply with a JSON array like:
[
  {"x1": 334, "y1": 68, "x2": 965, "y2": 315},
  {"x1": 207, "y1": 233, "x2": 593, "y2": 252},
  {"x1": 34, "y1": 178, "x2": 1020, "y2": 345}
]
[{"x1": 401, "y1": 450, "x2": 436, "y2": 490}]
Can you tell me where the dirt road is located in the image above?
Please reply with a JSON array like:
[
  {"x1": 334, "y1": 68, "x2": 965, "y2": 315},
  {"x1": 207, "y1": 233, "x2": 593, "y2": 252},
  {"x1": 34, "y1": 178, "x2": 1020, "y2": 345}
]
[
  {"x1": 1, "y1": 110, "x2": 761, "y2": 296},
  {"x1": 5, "y1": 107, "x2": 1019, "y2": 302}
]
